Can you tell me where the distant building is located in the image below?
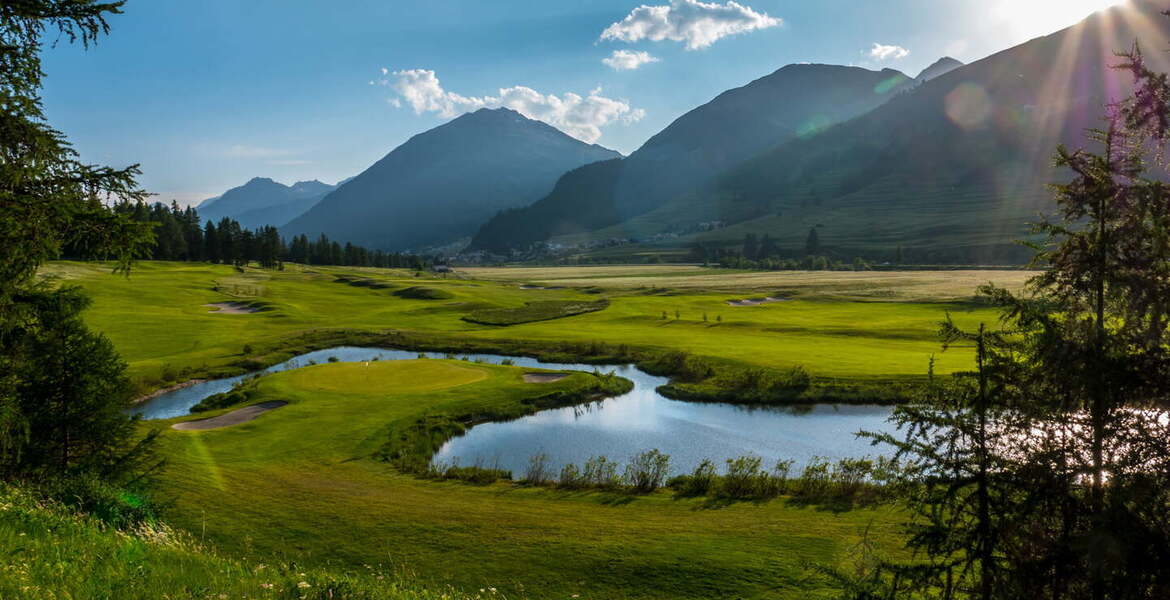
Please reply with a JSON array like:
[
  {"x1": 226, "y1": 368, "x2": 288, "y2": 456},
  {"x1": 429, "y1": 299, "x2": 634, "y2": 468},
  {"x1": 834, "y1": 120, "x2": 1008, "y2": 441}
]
[{"x1": 431, "y1": 265, "x2": 452, "y2": 273}]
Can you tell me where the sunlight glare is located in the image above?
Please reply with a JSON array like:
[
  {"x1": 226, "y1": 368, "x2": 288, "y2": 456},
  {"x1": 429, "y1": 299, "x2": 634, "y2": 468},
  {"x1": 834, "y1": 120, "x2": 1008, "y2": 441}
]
[{"x1": 995, "y1": 0, "x2": 1124, "y2": 40}]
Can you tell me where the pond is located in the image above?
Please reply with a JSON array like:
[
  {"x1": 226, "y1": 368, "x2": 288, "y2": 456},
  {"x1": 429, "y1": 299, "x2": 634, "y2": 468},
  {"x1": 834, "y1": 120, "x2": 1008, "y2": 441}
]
[{"x1": 137, "y1": 346, "x2": 897, "y2": 476}]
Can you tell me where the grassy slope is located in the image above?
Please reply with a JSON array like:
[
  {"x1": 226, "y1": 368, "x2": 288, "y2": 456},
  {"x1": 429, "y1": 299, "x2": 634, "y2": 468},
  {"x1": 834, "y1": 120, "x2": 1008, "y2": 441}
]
[
  {"x1": 154, "y1": 360, "x2": 905, "y2": 600},
  {"x1": 0, "y1": 484, "x2": 481, "y2": 600},
  {"x1": 41, "y1": 262, "x2": 1023, "y2": 389}
]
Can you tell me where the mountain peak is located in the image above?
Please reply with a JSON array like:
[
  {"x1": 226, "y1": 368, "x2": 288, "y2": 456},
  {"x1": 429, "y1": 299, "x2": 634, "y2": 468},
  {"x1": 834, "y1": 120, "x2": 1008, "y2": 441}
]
[{"x1": 916, "y1": 56, "x2": 964, "y2": 82}]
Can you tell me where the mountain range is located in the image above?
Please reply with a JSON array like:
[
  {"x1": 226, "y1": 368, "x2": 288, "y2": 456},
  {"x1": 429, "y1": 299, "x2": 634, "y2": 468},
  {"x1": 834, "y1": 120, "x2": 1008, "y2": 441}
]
[
  {"x1": 471, "y1": 0, "x2": 1170, "y2": 263},
  {"x1": 197, "y1": 178, "x2": 336, "y2": 230},
  {"x1": 200, "y1": 0, "x2": 1170, "y2": 264},
  {"x1": 280, "y1": 108, "x2": 620, "y2": 251}
]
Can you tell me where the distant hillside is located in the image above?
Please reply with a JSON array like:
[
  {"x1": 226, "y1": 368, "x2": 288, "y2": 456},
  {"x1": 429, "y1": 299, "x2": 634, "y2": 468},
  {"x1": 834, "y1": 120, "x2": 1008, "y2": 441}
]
[
  {"x1": 702, "y1": 0, "x2": 1170, "y2": 263},
  {"x1": 283, "y1": 108, "x2": 620, "y2": 251},
  {"x1": 198, "y1": 178, "x2": 335, "y2": 229},
  {"x1": 469, "y1": 64, "x2": 915, "y2": 251}
]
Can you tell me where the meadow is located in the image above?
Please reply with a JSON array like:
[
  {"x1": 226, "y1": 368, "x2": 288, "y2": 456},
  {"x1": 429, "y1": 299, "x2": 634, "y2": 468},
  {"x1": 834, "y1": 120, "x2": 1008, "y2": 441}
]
[
  {"x1": 34, "y1": 261, "x2": 1025, "y2": 598},
  {"x1": 150, "y1": 359, "x2": 906, "y2": 599},
  {"x1": 41, "y1": 261, "x2": 1029, "y2": 392}
]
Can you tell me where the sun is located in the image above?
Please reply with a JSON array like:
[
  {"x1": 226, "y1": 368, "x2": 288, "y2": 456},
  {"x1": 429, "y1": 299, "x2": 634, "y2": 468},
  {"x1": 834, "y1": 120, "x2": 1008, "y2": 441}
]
[{"x1": 995, "y1": 0, "x2": 1125, "y2": 40}]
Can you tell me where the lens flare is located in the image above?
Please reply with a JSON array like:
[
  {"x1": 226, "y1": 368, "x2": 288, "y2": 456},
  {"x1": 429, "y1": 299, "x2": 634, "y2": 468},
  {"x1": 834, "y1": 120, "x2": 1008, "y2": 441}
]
[{"x1": 945, "y1": 83, "x2": 993, "y2": 130}]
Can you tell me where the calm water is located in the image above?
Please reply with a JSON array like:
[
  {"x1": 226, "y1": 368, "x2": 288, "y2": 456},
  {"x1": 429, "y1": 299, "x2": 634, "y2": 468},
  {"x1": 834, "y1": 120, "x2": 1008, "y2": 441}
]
[{"x1": 137, "y1": 346, "x2": 896, "y2": 475}]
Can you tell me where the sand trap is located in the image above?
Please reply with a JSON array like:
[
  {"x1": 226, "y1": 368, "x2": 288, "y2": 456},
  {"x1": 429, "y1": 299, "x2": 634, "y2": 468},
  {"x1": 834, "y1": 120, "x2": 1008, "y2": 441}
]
[
  {"x1": 171, "y1": 401, "x2": 288, "y2": 431},
  {"x1": 206, "y1": 302, "x2": 260, "y2": 314},
  {"x1": 519, "y1": 285, "x2": 565, "y2": 290},
  {"x1": 726, "y1": 297, "x2": 789, "y2": 307},
  {"x1": 523, "y1": 373, "x2": 570, "y2": 383}
]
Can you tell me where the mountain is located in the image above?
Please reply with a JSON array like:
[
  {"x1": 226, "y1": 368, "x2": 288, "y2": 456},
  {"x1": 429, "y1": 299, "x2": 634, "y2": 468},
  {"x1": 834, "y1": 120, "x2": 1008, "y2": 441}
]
[
  {"x1": 198, "y1": 178, "x2": 335, "y2": 229},
  {"x1": 700, "y1": 0, "x2": 1170, "y2": 263},
  {"x1": 915, "y1": 57, "x2": 964, "y2": 83},
  {"x1": 468, "y1": 64, "x2": 916, "y2": 251},
  {"x1": 282, "y1": 108, "x2": 621, "y2": 251}
]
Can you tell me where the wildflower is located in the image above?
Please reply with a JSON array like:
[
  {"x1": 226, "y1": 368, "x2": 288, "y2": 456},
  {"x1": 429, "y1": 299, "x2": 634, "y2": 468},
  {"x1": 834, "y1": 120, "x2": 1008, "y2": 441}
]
[
  {"x1": 260, "y1": 583, "x2": 274, "y2": 589},
  {"x1": 298, "y1": 581, "x2": 311, "y2": 589}
]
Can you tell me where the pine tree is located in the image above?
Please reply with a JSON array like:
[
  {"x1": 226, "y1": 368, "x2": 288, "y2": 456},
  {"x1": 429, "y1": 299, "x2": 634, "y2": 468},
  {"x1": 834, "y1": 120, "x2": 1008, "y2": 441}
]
[{"x1": 805, "y1": 227, "x2": 821, "y2": 256}]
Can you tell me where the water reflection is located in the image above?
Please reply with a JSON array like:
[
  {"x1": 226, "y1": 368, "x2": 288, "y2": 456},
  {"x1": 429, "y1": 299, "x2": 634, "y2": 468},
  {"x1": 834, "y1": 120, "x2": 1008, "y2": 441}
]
[{"x1": 137, "y1": 346, "x2": 896, "y2": 474}]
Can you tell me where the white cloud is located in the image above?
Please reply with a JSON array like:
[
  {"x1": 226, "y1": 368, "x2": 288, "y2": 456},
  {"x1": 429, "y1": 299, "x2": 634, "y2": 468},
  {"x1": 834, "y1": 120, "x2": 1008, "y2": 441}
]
[
  {"x1": 603, "y1": 49, "x2": 660, "y2": 71},
  {"x1": 601, "y1": 0, "x2": 781, "y2": 51},
  {"x1": 377, "y1": 69, "x2": 643, "y2": 143},
  {"x1": 868, "y1": 43, "x2": 910, "y2": 61}
]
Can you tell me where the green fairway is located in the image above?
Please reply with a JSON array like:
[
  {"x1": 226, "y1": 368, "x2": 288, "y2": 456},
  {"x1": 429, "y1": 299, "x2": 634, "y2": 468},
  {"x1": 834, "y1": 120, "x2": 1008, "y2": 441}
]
[
  {"x1": 152, "y1": 359, "x2": 905, "y2": 600},
  {"x1": 42, "y1": 261, "x2": 1010, "y2": 393}
]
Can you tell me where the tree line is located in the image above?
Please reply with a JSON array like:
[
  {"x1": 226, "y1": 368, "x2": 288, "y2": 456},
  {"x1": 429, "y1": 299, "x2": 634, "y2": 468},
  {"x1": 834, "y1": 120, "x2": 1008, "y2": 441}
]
[{"x1": 74, "y1": 200, "x2": 435, "y2": 270}]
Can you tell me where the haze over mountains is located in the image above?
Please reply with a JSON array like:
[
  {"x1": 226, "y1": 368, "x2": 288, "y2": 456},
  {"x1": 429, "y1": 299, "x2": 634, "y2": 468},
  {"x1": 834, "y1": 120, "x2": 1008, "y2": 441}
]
[
  {"x1": 201, "y1": 0, "x2": 1170, "y2": 264},
  {"x1": 281, "y1": 108, "x2": 620, "y2": 251},
  {"x1": 197, "y1": 178, "x2": 336, "y2": 230}
]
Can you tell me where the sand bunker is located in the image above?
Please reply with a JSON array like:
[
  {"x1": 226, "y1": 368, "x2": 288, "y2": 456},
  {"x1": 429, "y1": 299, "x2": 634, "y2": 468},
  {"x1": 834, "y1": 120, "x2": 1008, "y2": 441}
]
[
  {"x1": 206, "y1": 302, "x2": 260, "y2": 314},
  {"x1": 171, "y1": 401, "x2": 288, "y2": 431},
  {"x1": 726, "y1": 297, "x2": 789, "y2": 307},
  {"x1": 523, "y1": 373, "x2": 570, "y2": 383},
  {"x1": 519, "y1": 285, "x2": 565, "y2": 290}
]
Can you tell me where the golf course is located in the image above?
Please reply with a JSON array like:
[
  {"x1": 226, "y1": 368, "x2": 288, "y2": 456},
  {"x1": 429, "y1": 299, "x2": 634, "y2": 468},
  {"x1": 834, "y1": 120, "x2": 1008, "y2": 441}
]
[{"x1": 29, "y1": 261, "x2": 1031, "y2": 598}]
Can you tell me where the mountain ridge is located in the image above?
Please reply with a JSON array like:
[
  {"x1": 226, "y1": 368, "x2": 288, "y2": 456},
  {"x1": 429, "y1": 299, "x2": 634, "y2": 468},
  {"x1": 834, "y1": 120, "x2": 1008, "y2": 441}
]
[{"x1": 282, "y1": 107, "x2": 621, "y2": 251}]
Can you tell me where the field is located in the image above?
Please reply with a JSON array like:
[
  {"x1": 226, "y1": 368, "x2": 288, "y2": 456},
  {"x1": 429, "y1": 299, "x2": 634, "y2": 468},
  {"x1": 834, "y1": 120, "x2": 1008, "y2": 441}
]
[
  {"x1": 151, "y1": 359, "x2": 905, "y2": 599},
  {"x1": 35, "y1": 261, "x2": 1027, "y2": 598},
  {"x1": 40, "y1": 262, "x2": 1030, "y2": 390}
]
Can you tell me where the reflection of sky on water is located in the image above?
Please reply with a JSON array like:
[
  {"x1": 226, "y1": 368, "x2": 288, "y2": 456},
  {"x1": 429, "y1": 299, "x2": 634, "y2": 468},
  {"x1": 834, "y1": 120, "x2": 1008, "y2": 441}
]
[{"x1": 137, "y1": 346, "x2": 896, "y2": 475}]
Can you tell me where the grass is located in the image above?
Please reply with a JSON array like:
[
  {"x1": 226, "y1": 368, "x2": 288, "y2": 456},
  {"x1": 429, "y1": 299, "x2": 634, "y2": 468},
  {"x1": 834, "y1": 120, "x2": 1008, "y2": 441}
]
[
  {"x1": 40, "y1": 261, "x2": 1012, "y2": 396},
  {"x1": 150, "y1": 359, "x2": 906, "y2": 599},
  {"x1": 0, "y1": 483, "x2": 495, "y2": 600},
  {"x1": 462, "y1": 299, "x2": 610, "y2": 326}
]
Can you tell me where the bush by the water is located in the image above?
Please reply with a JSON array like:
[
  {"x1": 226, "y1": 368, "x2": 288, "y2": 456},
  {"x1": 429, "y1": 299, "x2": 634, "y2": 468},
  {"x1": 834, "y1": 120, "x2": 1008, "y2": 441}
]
[
  {"x1": 463, "y1": 299, "x2": 610, "y2": 326},
  {"x1": 189, "y1": 377, "x2": 261, "y2": 413}
]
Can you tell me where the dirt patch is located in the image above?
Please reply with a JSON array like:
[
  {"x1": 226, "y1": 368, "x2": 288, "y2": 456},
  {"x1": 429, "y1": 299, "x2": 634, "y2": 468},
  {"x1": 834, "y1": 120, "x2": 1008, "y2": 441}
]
[
  {"x1": 726, "y1": 297, "x2": 790, "y2": 307},
  {"x1": 133, "y1": 379, "x2": 207, "y2": 405},
  {"x1": 206, "y1": 302, "x2": 261, "y2": 314},
  {"x1": 523, "y1": 373, "x2": 570, "y2": 384},
  {"x1": 171, "y1": 401, "x2": 288, "y2": 431}
]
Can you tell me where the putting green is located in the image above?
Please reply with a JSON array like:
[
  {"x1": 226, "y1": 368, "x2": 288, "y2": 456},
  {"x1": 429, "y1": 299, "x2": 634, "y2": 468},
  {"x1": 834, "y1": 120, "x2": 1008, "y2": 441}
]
[{"x1": 283, "y1": 360, "x2": 488, "y2": 395}]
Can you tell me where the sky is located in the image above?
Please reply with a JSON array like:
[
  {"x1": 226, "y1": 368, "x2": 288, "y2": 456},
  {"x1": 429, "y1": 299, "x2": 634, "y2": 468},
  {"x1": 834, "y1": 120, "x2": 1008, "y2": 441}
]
[{"x1": 40, "y1": 0, "x2": 1124, "y2": 205}]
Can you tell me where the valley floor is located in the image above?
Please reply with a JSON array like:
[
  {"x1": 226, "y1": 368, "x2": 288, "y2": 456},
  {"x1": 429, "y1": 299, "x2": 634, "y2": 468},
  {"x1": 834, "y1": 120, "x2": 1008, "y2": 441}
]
[{"x1": 37, "y1": 261, "x2": 1030, "y2": 598}]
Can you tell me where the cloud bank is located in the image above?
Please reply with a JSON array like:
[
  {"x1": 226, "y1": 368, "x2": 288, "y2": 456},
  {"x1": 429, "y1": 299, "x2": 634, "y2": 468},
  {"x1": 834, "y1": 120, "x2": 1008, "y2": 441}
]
[
  {"x1": 868, "y1": 43, "x2": 910, "y2": 61},
  {"x1": 378, "y1": 69, "x2": 643, "y2": 143},
  {"x1": 603, "y1": 49, "x2": 660, "y2": 71},
  {"x1": 601, "y1": 0, "x2": 781, "y2": 50}
]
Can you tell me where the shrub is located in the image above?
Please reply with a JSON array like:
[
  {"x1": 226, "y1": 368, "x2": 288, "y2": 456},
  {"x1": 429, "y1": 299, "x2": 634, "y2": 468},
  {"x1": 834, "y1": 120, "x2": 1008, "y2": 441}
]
[
  {"x1": 500, "y1": 358, "x2": 515, "y2": 366},
  {"x1": 557, "y1": 463, "x2": 584, "y2": 489},
  {"x1": 583, "y1": 455, "x2": 620, "y2": 489},
  {"x1": 798, "y1": 456, "x2": 832, "y2": 497},
  {"x1": 524, "y1": 453, "x2": 552, "y2": 486},
  {"x1": 682, "y1": 459, "x2": 717, "y2": 496},
  {"x1": 624, "y1": 449, "x2": 671, "y2": 493},
  {"x1": 242, "y1": 344, "x2": 253, "y2": 355},
  {"x1": 327, "y1": 356, "x2": 339, "y2": 363},
  {"x1": 720, "y1": 455, "x2": 764, "y2": 499}
]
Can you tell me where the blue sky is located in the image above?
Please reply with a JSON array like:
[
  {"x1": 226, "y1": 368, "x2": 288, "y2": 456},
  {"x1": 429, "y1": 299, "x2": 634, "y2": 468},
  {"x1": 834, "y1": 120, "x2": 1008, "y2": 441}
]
[{"x1": 40, "y1": 0, "x2": 1121, "y2": 205}]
